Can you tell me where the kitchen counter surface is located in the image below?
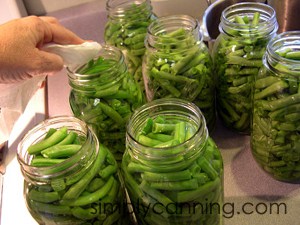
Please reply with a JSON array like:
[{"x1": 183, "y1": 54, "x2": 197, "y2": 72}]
[{"x1": 2, "y1": 1, "x2": 300, "y2": 224}]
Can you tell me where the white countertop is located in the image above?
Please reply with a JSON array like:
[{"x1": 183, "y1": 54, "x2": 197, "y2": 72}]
[{"x1": 1, "y1": 85, "x2": 46, "y2": 225}]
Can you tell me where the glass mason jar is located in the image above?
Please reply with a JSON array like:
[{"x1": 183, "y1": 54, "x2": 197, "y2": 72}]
[
  {"x1": 104, "y1": 0, "x2": 156, "y2": 91},
  {"x1": 251, "y1": 31, "x2": 300, "y2": 182},
  {"x1": 213, "y1": 2, "x2": 278, "y2": 134},
  {"x1": 143, "y1": 15, "x2": 216, "y2": 132},
  {"x1": 17, "y1": 116, "x2": 125, "y2": 225},
  {"x1": 121, "y1": 98, "x2": 223, "y2": 225},
  {"x1": 68, "y1": 45, "x2": 144, "y2": 162}
]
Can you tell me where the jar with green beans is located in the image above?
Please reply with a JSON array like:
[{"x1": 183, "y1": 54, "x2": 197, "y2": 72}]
[
  {"x1": 251, "y1": 31, "x2": 300, "y2": 182},
  {"x1": 122, "y1": 98, "x2": 223, "y2": 225},
  {"x1": 143, "y1": 15, "x2": 216, "y2": 132},
  {"x1": 104, "y1": 0, "x2": 156, "y2": 91},
  {"x1": 17, "y1": 116, "x2": 126, "y2": 225},
  {"x1": 68, "y1": 45, "x2": 144, "y2": 162},
  {"x1": 212, "y1": 2, "x2": 278, "y2": 134}
]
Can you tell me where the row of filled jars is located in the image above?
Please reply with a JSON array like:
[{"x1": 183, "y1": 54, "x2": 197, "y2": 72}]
[
  {"x1": 16, "y1": 0, "x2": 300, "y2": 224},
  {"x1": 103, "y1": 0, "x2": 300, "y2": 183},
  {"x1": 18, "y1": 100, "x2": 223, "y2": 225}
]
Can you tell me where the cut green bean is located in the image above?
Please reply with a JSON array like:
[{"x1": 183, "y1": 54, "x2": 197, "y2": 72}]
[
  {"x1": 61, "y1": 176, "x2": 114, "y2": 206},
  {"x1": 28, "y1": 127, "x2": 68, "y2": 155},
  {"x1": 28, "y1": 189, "x2": 60, "y2": 203},
  {"x1": 62, "y1": 144, "x2": 108, "y2": 200},
  {"x1": 41, "y1": 144, "x2": 81, "y2": 159}
]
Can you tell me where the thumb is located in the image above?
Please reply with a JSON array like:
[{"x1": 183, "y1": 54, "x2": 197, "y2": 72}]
[{"x1": 30, "y1": 50, "x2": 65, "y2": 76}]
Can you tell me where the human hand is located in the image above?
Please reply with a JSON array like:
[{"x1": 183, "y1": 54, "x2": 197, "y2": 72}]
[{"x1": 0, "y1": 16, "x2": 84, "y2": 83}]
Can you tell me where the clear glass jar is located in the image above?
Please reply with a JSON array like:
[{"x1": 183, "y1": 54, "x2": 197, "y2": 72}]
[
  {"x1": 122, "y1": 98, "x2": 223, "y2": 225},
  {"x1": 104, "y1": 0, "x2": 156, "y2": 91},
  {"x1": 213, "y1": 2, "x2": 278, "y2": 134},
  {"x1": 17, "y1": 116, "x2": 125, "y2": 224},
  {"x1": 251, "y1": 31, "x2": 300, "y2": 182},
  {"x1": 68, "y1": 45, "x2": 144, "y2": 162},
  {"x1": 143, "y1": 15, "x2": 216, "y2": 132}
]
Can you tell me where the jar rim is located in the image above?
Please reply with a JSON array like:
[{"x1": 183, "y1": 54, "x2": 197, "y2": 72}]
[
  {"x1": 265, "y1": 31, "x2": 300, "y2": 77},
  {"x1": 17, "y1": 116, "x2": 99, "y2": 180},
  {"x1": 146, "y1": 14, "x2": 203, "y2": 48},
  {"x1": 67, "y1": 45, "x2": 124, "y2": 79},
  {"x1": 107, "y1": 0, "x2": 149, "y2": 8},
  {"x1": 126, "y1": 98, "x2": 208, "y2": 162},
  {"x1": 67, "y1": 44, "x2": 126, "y2": 91},
  {"x1": 220, "y1": 2, "x2": 278, "y2": 37},
  {"x1": 106, "y1": 0, "x2": 152, "y2": 19}
]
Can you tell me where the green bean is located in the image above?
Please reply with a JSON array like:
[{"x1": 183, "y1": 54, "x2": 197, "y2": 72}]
[
  {"x1": 44, "y1": 128, "x2": 57, "y2": 139},
  {"x1": 141, "y1": 118, "x2": 153, "y2": 135},
  {"x1": 172, "y1": 47, "x2": 199, "y2": 74},
  {"x1": 254, "y1": 81, "x2": 289, "y2": 100},
  {"x1": 150, "y1": 71, "x2": 182, "y2": 97},
  {"x1": 140, "y1": 181, "x2": 175, "y2": 211},
  {"x1": 41, "y1": 144, "x2": 81, "y2": 159},
  {"x1": 56, "y1": 131, "x2": 78, "y2": 145},
  {"x1": 71, "y1": 205, "x2": 99, "y2": 220},
  {"x1": 260, "y1": 93, "x2": 300, "y2": 111},
  {"x1": 138, "y1": 135, "x2": 162, "y2": 147},
  {"x1": 285, "y1": 51, "x2": 300, "y2": 60},
  {"x1": 31, "y1": 158, "x2": 65, "y2": 167},
  {"x1": 99, "y1": 163, "x2": 118, "y2": 179},
  {"x1": 227, "y1": 56, "x2": 263, "y2": 67},
  {"x1": 28, "y1": 189, "x2": 60, "y2": 203},
  {"x1": 61, "y1": 176, "x2": 114, "y2": 206},
  {"x1": 151, "y1": 67, "x2": 199, "y2": 84},
  {"x1": 146, "y1": 133, "x2": 173, "y2": 142},
  {"x1": 141, "y1": 170, "x2": 192, "y2": 182},
  {"x1": 269, "y1": 103, "x2": 300, "y2": 119},
  {"x1": 152, "y1": 122, "x2": 176, "y2": 134},
  {"x1": 255, "y1": 76, "x2": 280, "y2": 89},
  {"x1": 28, "y1": 127, "x2": 68, "y2": 155},
  {"x1": 149, "y1": 178, "x2": 198, "y2": 191},
  {"x1": 197, "y1": 158, "x2": 219, "y2": 180},
  {"x1": 174, "y1": 178, "x2": 220, "y2": 203},
  {"x1": 86, "y1": 178, "x2": 106, "y2": 193},
  {"x1": 173, "y1": 121, "x2": 186, "y2": 144},
  {"x1": 103, "y1": 176, "x2": 119, "y2": 203},
  {"x1": 194, "y1": 173, "x2": 209, "y2": 185},
  {"x1": 97, "y1": 102, "x2": 124, "y2": 126},
  {"x1": 62, "y1": 144, "x2": 107, "y2": 200},
  {"x1": 154, "y1": 139, "x2": 179, "y2": 148},
  {"x1": 30, "y1": 201, "x2": 72, "y2": 215},
  {"x1": 252, "y1": 12, "x2": 260, "y2": 26}
]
